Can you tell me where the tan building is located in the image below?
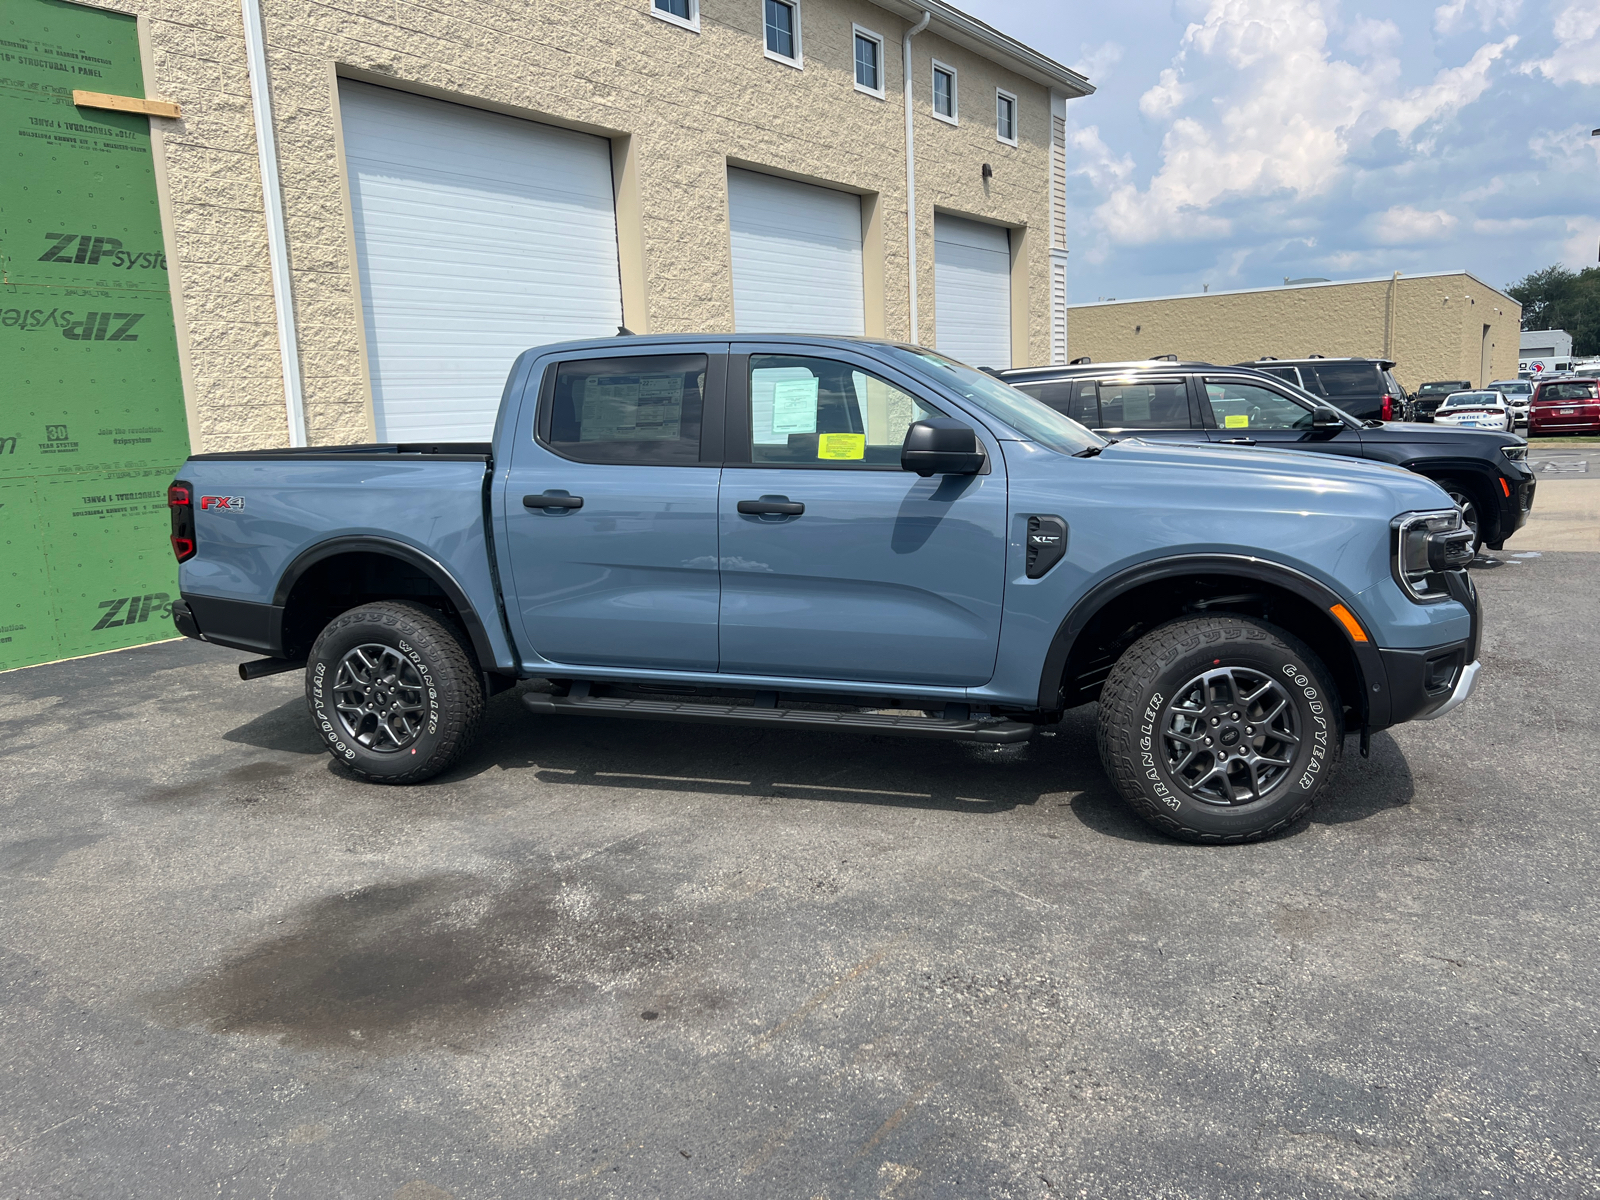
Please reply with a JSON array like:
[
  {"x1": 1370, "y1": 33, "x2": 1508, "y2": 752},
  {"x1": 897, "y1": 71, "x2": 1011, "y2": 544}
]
[
  {"x1": 110, "y1": 0, "x2": 1090, "y2": 450},
  {"x1": 1067, "y1": 272, "x2": 1522, "y2": 392}
]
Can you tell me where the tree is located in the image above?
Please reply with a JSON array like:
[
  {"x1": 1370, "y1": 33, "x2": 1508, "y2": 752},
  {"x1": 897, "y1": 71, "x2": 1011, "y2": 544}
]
[{"x1": 1505, "y1": 265, "x2": 1600, "y2": 355}]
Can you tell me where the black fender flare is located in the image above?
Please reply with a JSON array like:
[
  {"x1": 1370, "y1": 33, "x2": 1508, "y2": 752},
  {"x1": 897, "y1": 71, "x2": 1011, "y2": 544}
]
[
  {"x1": 1035, "y1": 553, "x2": 1387, "y2": 723},
  {"x1": 273, "y1": 535, "x2": 499, "y2": 669}
]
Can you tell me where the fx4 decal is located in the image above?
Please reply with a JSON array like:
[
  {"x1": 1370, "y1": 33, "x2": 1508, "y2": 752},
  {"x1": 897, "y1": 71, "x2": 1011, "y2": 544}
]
[{"x1": 199, "y1": 495, "x2": 245, "y2": 511}]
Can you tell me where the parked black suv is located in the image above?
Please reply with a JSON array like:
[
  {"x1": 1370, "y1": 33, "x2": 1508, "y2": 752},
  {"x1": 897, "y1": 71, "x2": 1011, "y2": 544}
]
[
  {"x1": 1239, "y1": 357, "x2": 1407, "y2": 422},
  {"x1": 999, "y1": 359, "x2": 1535, "y2": 550},
  {"x1": 1409, "y1": 380, "x2": 1472, "y2": 422}
]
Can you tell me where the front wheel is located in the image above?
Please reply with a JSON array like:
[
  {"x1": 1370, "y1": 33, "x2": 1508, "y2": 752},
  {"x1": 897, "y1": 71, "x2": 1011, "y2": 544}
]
[
  {"x1": 305, "y1": 600, "x2": 485, "y2": 783},
  {"x1": 1096, "y1": 616, "x2": 1343, "y2": 842}
]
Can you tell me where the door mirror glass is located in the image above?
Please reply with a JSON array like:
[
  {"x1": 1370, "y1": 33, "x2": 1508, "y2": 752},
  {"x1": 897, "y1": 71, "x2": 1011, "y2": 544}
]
[
  {"x1": 901, "y1": 418, "x2": 984, "y2": 476},
  {"x1": 1311, "y1": 405, "x2": 1344, "y2": 428}
]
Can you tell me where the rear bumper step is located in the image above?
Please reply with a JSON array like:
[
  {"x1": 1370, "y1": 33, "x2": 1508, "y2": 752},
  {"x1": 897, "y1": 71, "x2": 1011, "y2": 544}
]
[{"x1": 521, "y1": 692, "x2": 1036, "y2": 743}]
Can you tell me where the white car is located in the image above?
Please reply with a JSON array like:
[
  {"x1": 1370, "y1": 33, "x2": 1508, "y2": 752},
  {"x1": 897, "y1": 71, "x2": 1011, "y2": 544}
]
[
  {"x1": 1486, "y1": 379, "x2": 1533, "y2": 425},
  {"x1": 1434, "y1": 390, "x2": 1513, "y2": 432}
]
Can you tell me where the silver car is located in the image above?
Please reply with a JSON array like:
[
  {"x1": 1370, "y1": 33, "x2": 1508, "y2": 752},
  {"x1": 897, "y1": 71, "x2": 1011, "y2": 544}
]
[{"x1": 1487, "y1": 379, "x2": 1533, "y2": 426}]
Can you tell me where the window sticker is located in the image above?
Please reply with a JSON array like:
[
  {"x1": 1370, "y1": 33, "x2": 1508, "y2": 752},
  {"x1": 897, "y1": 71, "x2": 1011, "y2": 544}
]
[
  {"x1": 1224, "y1": 414, "x2": 1250, "y2": 428},
  {"x1": 752, "y1": 366, "x2": 817, "y2": 444},
  {"x1": 771, "y1": 377, "x2": 820, "y2": 434},
  {"x1": 817, "y1": 433, "x2": 866, "y2": 460},
  {"x1": 579, "y1": 373, "x2": 684, "y2": 441}
]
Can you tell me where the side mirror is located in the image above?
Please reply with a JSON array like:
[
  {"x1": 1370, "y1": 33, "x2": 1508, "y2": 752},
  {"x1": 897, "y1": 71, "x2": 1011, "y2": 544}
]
[
  {"x1": 902, "y1": 418, "x2": 985, "y2": 477},
  {"x1": 1311, "y1": 406, "x2": 1343, "y2": 429}
]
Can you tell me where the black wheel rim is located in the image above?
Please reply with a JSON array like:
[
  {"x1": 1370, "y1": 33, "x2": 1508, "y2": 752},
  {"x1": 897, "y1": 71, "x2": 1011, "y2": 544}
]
[
  {"x1": 332, "y1": 644, "x2": 427, "y2": 752},
  {"x1": 1446, "y1": 490, "x2": 1479, "y2": 539},
  {"x1": 1162, "y1": 666, "x2": 1299, "y2": 806}
]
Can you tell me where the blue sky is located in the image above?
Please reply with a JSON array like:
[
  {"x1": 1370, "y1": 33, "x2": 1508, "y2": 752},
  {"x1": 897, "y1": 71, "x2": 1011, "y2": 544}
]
[{"x1": 959, "y1": 0, "x2": 1600, "y2": 304}]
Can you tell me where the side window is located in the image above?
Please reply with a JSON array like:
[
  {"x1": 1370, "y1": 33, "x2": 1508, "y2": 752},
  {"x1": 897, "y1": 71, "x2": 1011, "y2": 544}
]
[
  {"x1": 544, "y1": 355, "x2": 707, "y2": 464},
  {"x1": 1097, "y1": 380, "x2": 1191, "y2": 429},
  {"x1": 1205, "y1": 380, "x2": 1313, "y2": 431},
  {"x1": 748, "y1": 354, "x2": 942, "y2": 466},
  {"x1": 1261, "y1": 366, "x2": 1302, "y2": 389}
]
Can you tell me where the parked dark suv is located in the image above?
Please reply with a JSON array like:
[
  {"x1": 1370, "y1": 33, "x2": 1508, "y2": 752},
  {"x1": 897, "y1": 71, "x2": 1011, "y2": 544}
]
[
  {"x1": 1242, "y1": 357, "x2": 1407, "y2": 422},
  {"x1": 999, "y1": 359, "x2": 1535, "y2": 551},
  {"x1": 1409, "y1": 380, "x2": 1473, "y2": 423}
]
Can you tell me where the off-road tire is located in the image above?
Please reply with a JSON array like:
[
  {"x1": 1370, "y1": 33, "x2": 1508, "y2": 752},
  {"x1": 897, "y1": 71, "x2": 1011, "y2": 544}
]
[
  {"x1": 305, "y1": 600, "x2": 484, "y2": 784},
  {"x1": 1096, "y1": 615, "x2": 1343, "y2": 843}
]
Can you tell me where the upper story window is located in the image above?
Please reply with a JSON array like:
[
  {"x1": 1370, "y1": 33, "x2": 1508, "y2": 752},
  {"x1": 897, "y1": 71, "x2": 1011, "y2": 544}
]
[
  {"x1": 996, "y1": 88, "x2": 1017, "y2": 145},
  {"x1": 764, "y1": 0, "x2": 802, "y2": 67},
  {"x1": 853, "y1": 25, "x2": 884, "y2": 97},
  {"x1": 651, "y1": 0, "x2": 699, "y2": 32},
  {"x1": 932, "y1": 60, "x2": 957, "y2": 124}
]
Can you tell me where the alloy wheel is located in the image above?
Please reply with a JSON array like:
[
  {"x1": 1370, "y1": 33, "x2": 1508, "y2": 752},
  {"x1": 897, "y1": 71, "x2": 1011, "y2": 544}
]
[
  {"x1": 1162, "y1": 666, "x2": 1299, "y2": 805},
  {"x1": 332, "y1": 643, "x2": 427, "y2": 752},
  {"x1": 1445, "y1": 489, "x2": 1479, "y2": 540}
]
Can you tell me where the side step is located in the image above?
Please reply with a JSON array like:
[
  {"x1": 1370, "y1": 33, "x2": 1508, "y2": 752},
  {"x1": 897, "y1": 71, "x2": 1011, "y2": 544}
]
[{"x1": 520, "y1": 691, "x2": 1035, "y2": 743}]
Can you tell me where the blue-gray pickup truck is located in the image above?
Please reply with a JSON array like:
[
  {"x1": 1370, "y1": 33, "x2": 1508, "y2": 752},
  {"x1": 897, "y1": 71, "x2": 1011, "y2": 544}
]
[{"x1": 168, "y1": 335, "x2": 1481, "y2": 842}]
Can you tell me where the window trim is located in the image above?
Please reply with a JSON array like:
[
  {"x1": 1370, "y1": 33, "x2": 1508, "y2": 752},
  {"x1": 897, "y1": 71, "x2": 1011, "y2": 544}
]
[
  {"x1": 852, "y1": 24, "x2": 885, "y2": 99},
  {"x1": 649, "y1": 0, "x2": 700, "y2": 33},
  {"x1": 995, "y1": 87, "x2": 1018, "y2": 146},
  {"x1": 931, "y1": 59, "x2": 958, "y2": 125},
  {"x1": 762, "y1": 0, "x2": 803, "y2": 69}
]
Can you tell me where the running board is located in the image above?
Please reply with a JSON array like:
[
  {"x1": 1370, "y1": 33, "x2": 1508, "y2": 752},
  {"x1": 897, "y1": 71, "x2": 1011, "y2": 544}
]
[{"x1": 520, "y1": 692, "x2": 1035, "y2": 743}]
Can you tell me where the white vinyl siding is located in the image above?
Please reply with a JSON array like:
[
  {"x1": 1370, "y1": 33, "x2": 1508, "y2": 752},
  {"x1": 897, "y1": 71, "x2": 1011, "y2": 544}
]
[
  {"x1": 339, "y1": 80, "x2": 623, "y2": 442},
  {"x1": 934, "y1": 213, "x2": 1011, "y2": 369},
  {"x1": 728, "y1": 168, "x2": 865, "y2": 335}
]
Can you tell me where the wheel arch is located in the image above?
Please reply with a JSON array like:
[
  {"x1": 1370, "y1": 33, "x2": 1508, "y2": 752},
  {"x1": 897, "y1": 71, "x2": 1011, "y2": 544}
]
[
  {"x1": 274, "y1": 536, "x2": 497, "y2": 668},
  {"x1": 1037, "y1": 554, "x2": 1386, "y2": 727}
]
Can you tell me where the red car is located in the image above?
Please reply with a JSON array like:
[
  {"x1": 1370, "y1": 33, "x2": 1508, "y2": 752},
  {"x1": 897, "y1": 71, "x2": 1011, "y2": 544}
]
[{"x1": 1529, "y1": 377, "x2": 1600, "y2": 435}]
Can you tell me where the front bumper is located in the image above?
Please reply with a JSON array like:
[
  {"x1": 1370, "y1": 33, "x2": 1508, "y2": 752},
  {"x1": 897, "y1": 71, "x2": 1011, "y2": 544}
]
[{"x1": 1376, "y1": 571, "x2": 1481, "y2": 725}]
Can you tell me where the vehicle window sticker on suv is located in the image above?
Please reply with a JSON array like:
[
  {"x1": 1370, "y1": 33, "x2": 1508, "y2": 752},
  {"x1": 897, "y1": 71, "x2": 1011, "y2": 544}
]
[
  {"x1": 748, "y1": 355, "x2": 942, "y2": 466},
  {"x1": 545, "y1": 354, "x2": 707, "y2": 464},
  {"x1": 1205, "y1": 380, "x2": 1313, "y2": 430}
]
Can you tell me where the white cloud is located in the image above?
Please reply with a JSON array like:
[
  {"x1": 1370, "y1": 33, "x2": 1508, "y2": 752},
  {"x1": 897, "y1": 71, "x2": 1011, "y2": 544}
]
[
  {"x1": 1434, "y1": 0, "x2": 1521, "y2": 34},
  {"x1": 1067, "y1": 124, "x2": 1136, "y2": 192},
  {"x1": 1560, "y1": 216, "x2": 1600, "y2": 267},
  {"x1": 1076, "y1": 0, "x2": 1517, "y2": 248},
  {"x1": 1139, "y1": 68, "x2": 1190, "y2": 118},
  {"x1": 1524, "y1": 1, "x2": 1600, "y2": 86},
  {"x1": 1345, "y1": 17, "x2": 1401, "y2": 56},
  {"x1": 1072, "y1": 40, "x2": 1124, "y2": 83},
  {"x1": 1371, "y1": 206, "x2": 1459, "y2": 244}
]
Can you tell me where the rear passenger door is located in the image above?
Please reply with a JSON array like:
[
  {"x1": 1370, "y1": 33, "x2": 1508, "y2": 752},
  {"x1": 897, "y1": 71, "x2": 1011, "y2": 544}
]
[{"x1": 1197, "y1": 375, "x2": 1364, "y2": 458}]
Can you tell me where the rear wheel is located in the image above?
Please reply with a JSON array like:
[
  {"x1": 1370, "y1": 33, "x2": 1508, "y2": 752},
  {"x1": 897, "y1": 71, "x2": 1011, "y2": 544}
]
[
  {"x1": 306, "y1": 600, "x2": 484, "y2": 783},
  {"x1": 1096, "y1": 616, "x2": 1343, "y2": 843}
]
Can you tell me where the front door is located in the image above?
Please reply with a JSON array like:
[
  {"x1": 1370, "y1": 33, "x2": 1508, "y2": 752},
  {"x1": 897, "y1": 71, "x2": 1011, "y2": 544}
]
[
  {"x1": 717, "y1": 349, "x2": 1008, "y2": 686},
  {"x1": 1198, "y1": 376, "x2": 1365, "y2": 457},
  {"x1": 503, "y1": 348, "x2": 725, "y2": 671}
]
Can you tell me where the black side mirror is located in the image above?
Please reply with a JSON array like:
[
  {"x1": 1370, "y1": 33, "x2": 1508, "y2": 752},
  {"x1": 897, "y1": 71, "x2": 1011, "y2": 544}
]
[
  {"x1": 1311, "y1": 406, "x2": 1343, "y2": 429},
  {"x1": 902, "y1": 418, "x2": 985, "y2": 477}
]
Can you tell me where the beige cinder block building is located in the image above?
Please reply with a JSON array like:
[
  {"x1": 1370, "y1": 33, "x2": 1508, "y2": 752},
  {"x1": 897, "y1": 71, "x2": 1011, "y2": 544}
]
[
  {"x1": 1067, "y1": 272, "x2": 1522, "y2": 392},
  {"x1": 117, "y1": 0, "x2": 1090, "y2": 449}
]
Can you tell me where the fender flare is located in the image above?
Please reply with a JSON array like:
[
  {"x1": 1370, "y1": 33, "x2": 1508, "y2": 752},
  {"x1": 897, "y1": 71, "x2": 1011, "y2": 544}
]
[
  {"x1": 1035, "y1": 553, "x2": 1386, "y2": 722},
  {"x1": 274, "y1": 535, "x2": 498, "y2": 669}
]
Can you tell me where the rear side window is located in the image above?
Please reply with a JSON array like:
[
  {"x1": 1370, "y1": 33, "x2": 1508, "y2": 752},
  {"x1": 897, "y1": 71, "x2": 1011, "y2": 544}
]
[
  {"x1": 544, "y1": 355, "x2": 707, "y2": 464},
  {"x1": 1301, "y1": 362, "x2": 1382, "y2": 398},
  {"x1": 1260, "y1": 366, "x2": 1303, "y2": 388},
  {"x1": 1095, "y1": 380, "x2": 1192, "y2": 429},
  {"x1": 1011, "y1": 379, "x2": 1094, "y2": 424}
]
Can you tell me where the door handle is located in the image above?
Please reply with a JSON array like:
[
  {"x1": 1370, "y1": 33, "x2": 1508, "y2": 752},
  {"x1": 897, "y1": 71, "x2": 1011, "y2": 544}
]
[
  {"x1": 523, "y1": 492, "x2": 583, "y2": 509},
  {"x1": 1220, "y1": 437, "x2": 1257, "y2": 446},
  {"x1": 737, "y1": 498, "x2": 804, "y2": 516}
]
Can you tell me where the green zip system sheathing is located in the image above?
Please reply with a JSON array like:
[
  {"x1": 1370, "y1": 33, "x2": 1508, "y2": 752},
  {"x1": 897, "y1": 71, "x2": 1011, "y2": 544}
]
[{"x1": 1, "y1": 0, "x2": 190, "y2": 672}]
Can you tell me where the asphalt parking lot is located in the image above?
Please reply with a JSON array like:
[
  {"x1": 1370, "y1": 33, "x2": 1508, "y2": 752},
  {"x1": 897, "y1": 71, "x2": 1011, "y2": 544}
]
[{"x1": 4, "y1": 525, "x2": 1599, "y2": 1198}]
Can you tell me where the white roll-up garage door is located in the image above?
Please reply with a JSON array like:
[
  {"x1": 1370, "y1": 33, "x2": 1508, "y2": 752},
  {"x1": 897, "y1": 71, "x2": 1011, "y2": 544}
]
[
  {"x1": 934, "y1": 214, "x2": 1012, "y2": 369},
  {"x1": 339, "y1": 81, "x2": 623, "y2": 442},
  {"x1": 728, "y1": 168, "x2": 864, "y2": 335}
]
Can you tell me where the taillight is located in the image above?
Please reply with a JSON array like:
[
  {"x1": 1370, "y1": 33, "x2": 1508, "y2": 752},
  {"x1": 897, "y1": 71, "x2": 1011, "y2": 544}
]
[
  {"x1": 169, "y1": 480, "x2": 195, "y2": 562},
  {"x1": 1381, "y1": 394, "x2": 1395, "y2": 421}
]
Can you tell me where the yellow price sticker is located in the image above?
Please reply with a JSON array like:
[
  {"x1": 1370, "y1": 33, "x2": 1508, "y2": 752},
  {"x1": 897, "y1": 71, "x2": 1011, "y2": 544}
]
[
  {"x1": 817, "y1": 433, "x2": 866, "y2": 460},
  {"x1": 1224, "y1": 414, "x2": 1250, "y2": 429}
]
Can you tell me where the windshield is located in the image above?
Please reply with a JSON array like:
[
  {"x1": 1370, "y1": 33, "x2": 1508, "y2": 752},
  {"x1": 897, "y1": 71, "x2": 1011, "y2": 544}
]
[
  {"x1": 1491, "y1": 382, "x2": 1532, "y2": 396},
  {"x1": 887, "y1": 348, "x2": 1105, "y2": 454},
  {"x1": 1443, "y1": 393, "x2": 1499, "y2": 407},
  {"x1": 1419, "y1": 382, "x2": 1468, "y2": 396}
]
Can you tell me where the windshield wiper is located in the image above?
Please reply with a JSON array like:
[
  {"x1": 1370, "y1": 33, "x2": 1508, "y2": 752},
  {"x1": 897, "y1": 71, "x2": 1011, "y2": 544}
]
[{"x1": 1073, "y1": 437, "x2": 1117, "y2": 458}]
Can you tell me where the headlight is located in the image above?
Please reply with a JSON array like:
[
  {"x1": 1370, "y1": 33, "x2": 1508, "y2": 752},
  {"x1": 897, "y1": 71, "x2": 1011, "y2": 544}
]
[
  {"x1": 1501, "y1": 444, "x2": 1527, "y2": 462},
  {"x1": 1391, "y1": 509, "x2": 1472, "y2": 602}
]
